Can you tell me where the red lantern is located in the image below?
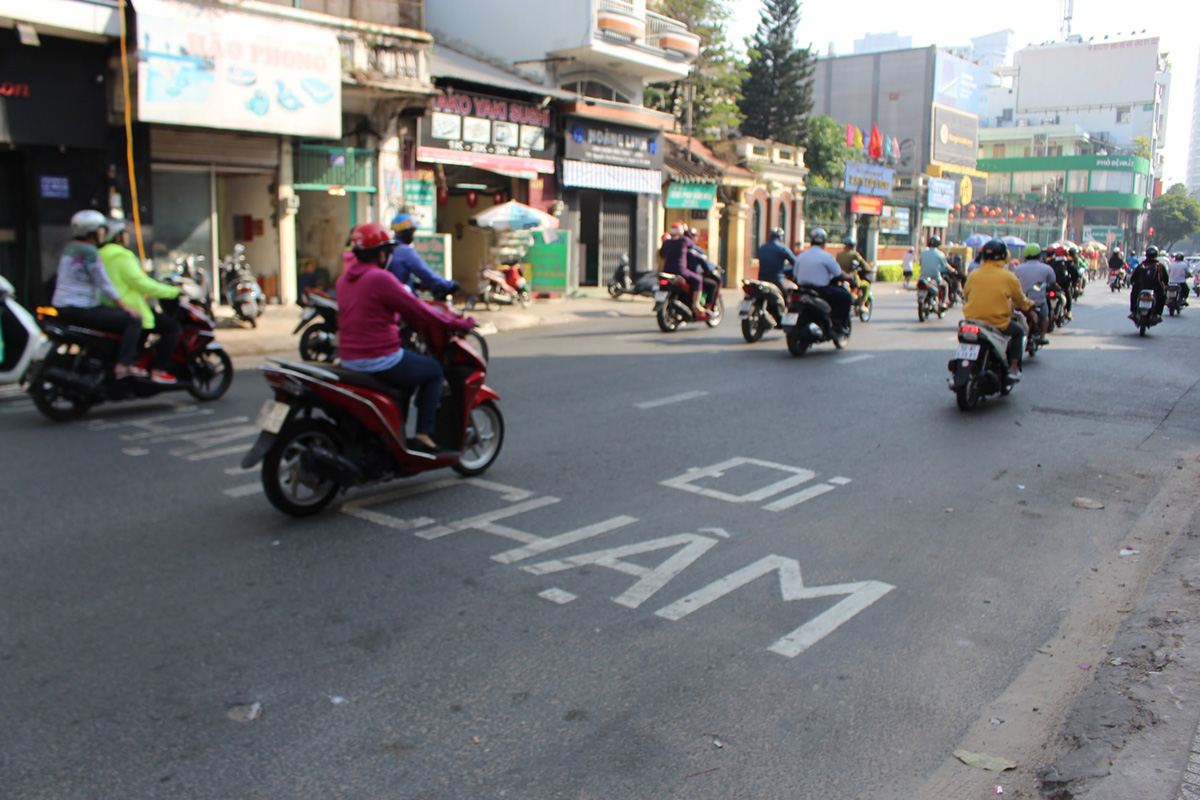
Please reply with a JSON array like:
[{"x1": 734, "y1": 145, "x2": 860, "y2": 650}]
[
  {"x1": 981, "y1": 205, "x2": 990, "y2": 214},
  {"x1": 493, "y1": 192, "x2": 504, "y2": 205},
  {"x1": 954, "y1": 203, "x2": 962, "y2": 211},
  {"x1": 436, "y1": 187, "x2": 449, "y2": 206},
  {"x1": 466, "y1": 190, "x2": 478, "y2": 208},
  {"x1": 968, "y1": 204, "x2": 977, "y2": 213},
  {"x1": 968, "y1": 211, "x2": 976, "y2": 219}
]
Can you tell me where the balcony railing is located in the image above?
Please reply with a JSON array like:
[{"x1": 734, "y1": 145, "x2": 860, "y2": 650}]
[
  {"x1": 295, "y1": 145, "x2": 376, "y2": 192},
  {"x1": 594, "y1": 1, "x2": 700, "y2": 59}
]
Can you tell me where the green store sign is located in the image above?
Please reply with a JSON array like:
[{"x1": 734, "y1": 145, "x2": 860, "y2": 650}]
[{"x1": 665, "y1": 183, "x2": 716, "y2": 210}]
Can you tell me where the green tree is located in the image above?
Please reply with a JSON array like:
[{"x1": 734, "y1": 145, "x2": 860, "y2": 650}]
[
  {"x1": 1130, "y1": 136, "x2": 1152, "y2": 160},
  {"x1": 1149, "y1": 183, "x2": 1200, "y2": 250},
  {"x1": 801, "y1": 114, "x2": 861, "y2": 188},
  {"x1": 737, "y1": 0, "x2": 813, "y2": 146},
  {"x1": 645, "y1": 0, "x2": 746, "y2": 136}
]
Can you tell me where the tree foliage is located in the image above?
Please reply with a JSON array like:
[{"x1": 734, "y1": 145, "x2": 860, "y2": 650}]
[
  {"x1": 1149, "y1": 183, "x2": 1200, "y2": 249},
  {"x1": 802, "y1": 114, "x2": 861, "y2": 188},
  {"x1": 737, "y1": 0, "x2": 813, "y2": 146},
  {"x1": 644, "y1": 0, "x2": 745, "y2": 137},
  {"x1": 1130, "y1": 136, "x2": 1152, "y2": 160}
]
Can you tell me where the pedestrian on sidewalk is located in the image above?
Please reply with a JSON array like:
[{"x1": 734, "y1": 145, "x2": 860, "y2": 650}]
[{"x1": 902, "y1": 247, "x2": 915, "y2": 287}]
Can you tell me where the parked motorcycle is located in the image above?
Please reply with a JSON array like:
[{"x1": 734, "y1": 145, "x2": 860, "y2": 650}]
[
  {"x1": 1132, "y1": 289, "x2": 1160, "y2": 336},
  {"x1": 947, "y1": 316, "x2": 1024, "y2": 411},
  {"x1": 916, "y1": 277, "x2": 944, "y2": 322},
  {"x1": 29, "y1": 296, "x2": 232, "y2": 421},
  {"x1": 738, "y1": 279, "x2": 787, "y2": 342},
  {"x1": 470, "y1": 260, "x2": 531, "y2": 310},
  {"x1": 781, "y1": 281, "x2": 850, "y2": 357},
  {"x1": 241, "y1": 320, "x2": 503, "y2": 516},
  {"x1": 1166, "y1": 283, "x2": 1185, "y2": 316},
  {"x1": 607, "y1": 253, "x2": 658, "y2": 299},
  {"x1": 222, "y1": 244, "x2": 265, "y2": 326},
  {"x1": 166, "y1": 253, "x2": 213, "y2": 319},
  {"x1": 0, "y1": 274, "x2": 49, "y2": 387},
  {"x1": 653, "y1": 271, "x2": 724, "y2": 332},
  {"x1": 294, "y1": 289, "x2": 339, "y2": 362}
]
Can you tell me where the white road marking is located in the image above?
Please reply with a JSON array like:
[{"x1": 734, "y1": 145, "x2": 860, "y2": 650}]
[
  {"x1": 837, "y1": 354, "x2": 875, "y2": 364},
  {"x1": 88, "y1": 407, "x2": 208, "y2": 431},
  {"x1": 186, "y1": 443, "x2": 253, "y2": 461},
  {"x1": 634, "y1": 390, "x2": 709, "y2": 409},
  {"x1": 0, "y1": 400, "x2": 33, "y2": 414},
  {"x1": 122, "y1": 417, "x2": 247, "y2": 442},
  {"x1": 222, "y1": 482, "x2": 263, "y2": 498},
  {"x1": 538, "y1": 588, "x2": 578, "y2": 605},
  {"x1": 123, "y1": 447, "x2": 150, "y2": 456},
  {"x1": 828, "y1": 476, "x2": 852, "y2": 486},
  {"x1": 224, "y1": 465, "x2": 257, "y2": 475},
  {"x1": 492, "y1": 516, "x2": 639, "y2": 564},
  {"x1": 661, "y1": 457, "x2": 816, "y2": 503},
  {"x1": 416, "y1": 496, "x2": 561, "y2": 540},
  {"x1": 654, "y1": 555, "x2": 895, "y2": 657},
  {"x1": 762, "y1": 483, "x2": 836, "y2": 511}
]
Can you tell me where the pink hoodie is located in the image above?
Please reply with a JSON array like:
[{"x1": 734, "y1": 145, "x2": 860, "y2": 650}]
[{"x1": 335, "y1": 252, "x2": 470, "y2": 361}]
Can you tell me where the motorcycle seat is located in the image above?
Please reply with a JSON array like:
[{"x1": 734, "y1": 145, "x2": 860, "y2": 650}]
[{"x1": 272, "y1": 359, "x2": 412, "y2": 405}]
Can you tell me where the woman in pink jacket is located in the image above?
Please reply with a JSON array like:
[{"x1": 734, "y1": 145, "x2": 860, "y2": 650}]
[{"x1": 336, "y1": 223, "x2": 474, "y2": 453}]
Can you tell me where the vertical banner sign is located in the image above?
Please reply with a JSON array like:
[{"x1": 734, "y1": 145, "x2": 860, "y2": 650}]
[
  {"x1": 926, "y1": 177, "x2": 956, "y2": 209},
  {"x1": 525, "y1": 230, "x2": 571, "y2": 294},
  {"x1": 135, "y1": 0, "x2": 342, "y2": 138}
]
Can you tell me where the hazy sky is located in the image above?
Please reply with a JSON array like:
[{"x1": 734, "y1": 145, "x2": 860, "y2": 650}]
[{"x1": 726, "y1": 0, "x2": 1199, "y2": 185}]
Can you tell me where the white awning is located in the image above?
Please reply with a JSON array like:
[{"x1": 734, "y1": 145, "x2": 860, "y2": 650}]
[{"x1": 562, "y1": 160, "x2": 661, "y2": 194}]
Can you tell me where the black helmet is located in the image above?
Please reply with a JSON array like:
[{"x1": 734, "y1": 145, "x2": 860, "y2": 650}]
[
  {"x1": 979, "y1": 239, "x2": 1008, "y2": 262},
  {"x1": 1068, "y1": 247, "x2": 1078, "y2": 256},
  {"x1": 769, "y1": 227, "x2": 784, "y2": 241},
  {"x1": 1174, "y1": 252, "x2": 1186, "y2": 260},
  {"x1": 841, "y1": 236, "x2": 856, "y2": 247},
  {"x1": 809, "y1": 228, "x2": 828, "y2": 246},
  {"x1": 1145, "y1": 245, "x2": 1159, "y2": 261},
  {"x1": 927, "y1": 235, "x2": 941, "y2": 248}
]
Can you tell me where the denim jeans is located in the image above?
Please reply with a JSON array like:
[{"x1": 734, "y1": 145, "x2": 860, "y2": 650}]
[{"x1": 369, "y1": 351, "x2": 444, "y2": 436}]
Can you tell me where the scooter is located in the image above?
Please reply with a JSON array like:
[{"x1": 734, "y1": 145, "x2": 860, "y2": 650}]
[
  {"x1": 167, "y1": 253, "x2": 213, "y2": 320},
  {"x1": 294, "y1": 289, "x2": 339, "y2": 362},
  {"x1": 29, "y1": 296, "x2": 233, "y2": 421},
  {"x1": 781, "y1": 280, "x2": 851, "y2": 357},
  {"x1": 607, "y1": 254, "x2": 658, "y2": 299},
  {"x1": 241, "y1": 319, "x2": 503, "y2": 516},
  {"x1": 653, "y1": 270, "x2": 724, "y2": 332},
  {"x1": 1046, "y1": 287, "x2": 1069, "y2": 331},
  {"x1": 916, "y1": 277, "x2": 944, "y2": 322},
  {"x1": 850, "y1": 267, "x2": 874, "y2": 321},
  {"x1": 222, "y1": 244, "x2": 265, "y2": 326},
  {"x1": 0, "y1": 274, "x2": 49, "y2": 387},
  {"x1": 1166, "y1": 283, "x2": 1185, "y2": 316},
  {"x1": 1109, "y1": 268, "x2": 1124, "y2": 293},
  {"x1": 472, "y1": 260, "x2": 531, "y2": 310},
  {"x1": 738, "y1": 278, "x2": 788, "y2": 342},
  {"x1": 947, "y1": 315, "x2": 1025, "y2": 411},
  {"x1": 1132, "y1": 289, "x2": 1161, "y2": 336}
]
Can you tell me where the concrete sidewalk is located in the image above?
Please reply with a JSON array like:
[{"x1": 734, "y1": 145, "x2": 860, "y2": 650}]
[{"x1": 212, "y1": 290, "x2": 653, "y2": 359}]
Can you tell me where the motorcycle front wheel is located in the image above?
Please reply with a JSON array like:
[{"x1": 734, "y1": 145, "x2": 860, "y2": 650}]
[
  {"x1": 741, "y1": 306, "x2": 766, "y2": 342},
  {"x1": 482, "y1": 285, "x2": 497, "y2": 311},
  {"x1": 187, "y1": 347, "x2": 234, "y2": 401},
  {"x1": 29, "y1": 348, "x2": 93, "y2": 421},
  {"x1": 262, "y1": 420, "x2": 343, "y2": 516},
  {"x1": 453, "y1": 400, "x2": 504, "y2": 477},
  {"x1": 704, "y1": 296, "x2": 724, "y2": 327},
  {"x1": 463, "y1": 331, "x2": 489, "y2": 364},
  {"x1": 518, "y1": 289, "x2": 532, "y2": 308},
  {"x1": 607, "y1": 281, "x2": 623, "y2": 299},
  {"x1": 299, "y1": 323, "x2": 338, "y2": 362},
  {"x1": 917, "y1": 301, "x2": 927, "y2": 322}
]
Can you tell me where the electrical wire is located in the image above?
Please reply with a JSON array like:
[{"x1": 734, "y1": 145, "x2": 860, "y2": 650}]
[{"x1": 117, "y1": 0, "x2": 145, "y2": 259}]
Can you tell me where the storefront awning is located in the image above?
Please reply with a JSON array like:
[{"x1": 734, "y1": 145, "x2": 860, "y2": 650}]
[
  {"x1": 562, "y1": 160, "x2": 661, "y2": 194},
  {"x1": 429, "y1": 45, "x2": 573, "y2": 101}
]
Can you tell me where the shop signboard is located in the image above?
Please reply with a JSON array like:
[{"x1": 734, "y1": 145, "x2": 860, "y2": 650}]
[
  {"x1": 921, "y1": 208, "x2": 950, "y2": 227},
  {"x1": 1082, "y1": 224, "x2": 1124, "y2": 245},
  {"x1": 850, "y1": 195, "x2": 884, "y2": 215},
  {"x1": 402, "y1": 175, "x2": 437, "y2": 232},
  {"x1": 926, "y1": 177, "x2": 955, "y2": 209},
  {"x1": 930, "y1": 104, "x2": 978, "y2": 169},
  {"x1": 412, "y1": 233, "x2": 450, "y2": 278},
  {"x1": 933, "y1": 51, "x2": 992, "y2": 116},
  {"x1": 939, "y1": 168, "x2": 987, "y2": 208},
  {"x1": 525, "y1": 229, "x2": 571, "y2": 294},
  {"x1": 664, "y1": 183, "x2": 716, "y2": 209},
  {"x1": 135, "y1": 0, "x2": 341, "y2": 138},
  {"x1": 843, "y1": 162, "x2": 893, "y2": 197},
  {"x1": 418, "y1": 90, "x2": 556, "y2": 178},
  {"x1": 563, "y1": 118, "x2": 663, "y2": 171},
  {"x1": 880, "y1": 206, "x2": 910, "y2": 234},
  {"x1": 0, "y1": 33, "x2": 108, "y2": 148}
]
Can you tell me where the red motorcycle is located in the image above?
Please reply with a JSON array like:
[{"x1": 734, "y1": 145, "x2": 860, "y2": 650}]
[
  {"x1": 29, "y1": 297, "x2": 233, "y2": 421},
  {"x1": 469, "y1": 261, "x2": 531, "y2": 310},
  {"x1": 242, "y1": 320, "x2": 502, "y2": 516}
]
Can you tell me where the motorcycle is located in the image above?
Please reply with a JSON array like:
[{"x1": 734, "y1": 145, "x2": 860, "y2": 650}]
[
  {"x1": 1108, "y1": 268, "x2": 1124, "y2": 293},
  {"x1": 1025, "y1": 283, "x2": 1047, "y2": 359},
  {"x1": 0, "y1": 274, "x2": 49, "y2": 387},
  {"x1": 947, "y1": 315, "x2": 1025, "y2": 411},
  {"x1": 1132, "y1": 288, "x2": 1160, "y2": 336},
  {"x1": 850, "y1": 270, "x2": 874, "y2": 321},
  {"x1": 29, "y1": 296, "x2": 232, "y2": 421},
  {"x1": 1046, "y1": 287, "x2": 1068, "y2": 331},
  {"x1": 653, "y1": 270, "x2": 724, "y2": 332},
  {"x1": 781, "y1": 280, "x2": 851, "y2": 357},
  {"x1": 294, "y1": 289, "x2": 339, "y2": 362},
  {"x1": 916, "y1": 277, "x2": 944, "y2": 322},
  {"x1": 738, "y1": 279, "x2": 787, "y2": 342},
  {"x1": 241, "y1": 319, "x2": 503, "y2": 516},
  {"x1": 166, "y1": 253, "x2": 213, "y2": 319},
  {"x1": 1166, "y1": 283, "x2": 1185, "y2": 316},
  {"x1": 471, "y1": 260, "x2": 531, "y2": 310},
  {"x1": 222, "y1": 244, "x2": 265, "y2": 326},
  {"x1": 607, "y1": 253, "x2": 658, "y2": 299}
]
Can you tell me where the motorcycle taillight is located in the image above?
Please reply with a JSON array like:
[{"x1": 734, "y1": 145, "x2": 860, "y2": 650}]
[{"x1": 659, "y1": 278, "x2": 670, "y2": 287}]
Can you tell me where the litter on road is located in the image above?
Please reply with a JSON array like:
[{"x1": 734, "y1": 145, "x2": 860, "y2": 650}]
[
  {"x1": 1072, "y1": 497, "x2": 1105, "y2": 509},
  {"x1": 227, "y1": 702, "x2": 262, "y2": 722},
  {"x1": 954, "y1": 749, "x2": 1017, "y2": 772},
  {"x1": 1119, "y1": 547, "x2": 1141, "y2": 556}
]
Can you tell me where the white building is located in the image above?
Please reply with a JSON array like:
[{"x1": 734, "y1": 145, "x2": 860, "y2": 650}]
[
  {"x1": 1187, "y1": 61, "x2": 1200, "y2": 197},
  {"x1": 853, "y1": 32, "x2": 911, "y2": 55}
]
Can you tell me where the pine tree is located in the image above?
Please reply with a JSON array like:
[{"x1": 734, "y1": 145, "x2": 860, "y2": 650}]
[{"x1": 737, "y1": 0, "x2": 813, "y2": 146}]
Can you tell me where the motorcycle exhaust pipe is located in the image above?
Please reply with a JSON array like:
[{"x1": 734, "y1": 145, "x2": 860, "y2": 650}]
[
  {"x1": 40, "y1": 366, "x2": 104, "y2": 399},
  {"x1": 807, "y1": 322, "x2": 823, "y2": 337},
  {"x1": 300, "y1": 445, "x2": 363, "y2": 485}
]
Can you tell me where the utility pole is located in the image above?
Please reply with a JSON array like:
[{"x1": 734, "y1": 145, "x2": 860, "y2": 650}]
[{"x1": 1060, "y1": 0, "x2": 1074, "y2": 40}]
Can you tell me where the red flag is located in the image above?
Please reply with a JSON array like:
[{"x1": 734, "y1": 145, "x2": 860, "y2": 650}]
[
  {"x1": 846, "y1": 124, "x2": 855, "y2": 147},
  {"x1": 868, "y1": 123, "x2": 883, "y2": 161}
]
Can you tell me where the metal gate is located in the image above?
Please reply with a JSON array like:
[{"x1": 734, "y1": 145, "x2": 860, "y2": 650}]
[{"x1": 598, "y1": 194, "x2": 635, "y2": 286}]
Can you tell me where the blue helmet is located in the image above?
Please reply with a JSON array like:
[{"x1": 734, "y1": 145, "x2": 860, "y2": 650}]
[{"x1": 390, "y1": 213, "x2": 416, "y2": 234}]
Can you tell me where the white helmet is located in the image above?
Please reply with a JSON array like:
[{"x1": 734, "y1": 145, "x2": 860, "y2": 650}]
[
  {"x1": 104, "y1": 218, "x2": 128, "y2": 243},
  {"x1": 70, "y1": 209, "x2": 107, "y2": 239}
]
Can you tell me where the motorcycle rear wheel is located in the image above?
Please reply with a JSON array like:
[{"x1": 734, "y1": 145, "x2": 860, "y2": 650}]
[
  {"x1": 657, "y1": 301, "x2": 683, "y2": 332},
  {"x1": 741, "y1": 307, "x2": 766, "y2": 342},
  {"x1": 262, "y1": 420, "x2": 342, "y2": 516},
  {"x1": 299, "y1": 323, "x2": 338, "y2": 362},
  {"x1": 454, "y1": 400, "x2": 504, "y2": 477},
  {"x1": 607, "y1": 281, "x2": 623, "y2": 299},
  {"x1": 955, "y1": 379, "x2": 981, "y2": 411},
  {"x1": 518, "y1": 289, "x2": 532, "y2": 308},
  {"x1": 917, "y1": 302, "x2": 927, "y2": 322},
  {"x1": 187, "y1": 347, "x2": 234, "y2": 401},
  {"x1": 29, "y1": 349, "x2": 93, "y2": 422},
  {"x1": 785, "y1": 327, "x2": 809, "y2": 357},
  {"x1": 482, "y1": 285, "x2": 497, "y2": 311}
]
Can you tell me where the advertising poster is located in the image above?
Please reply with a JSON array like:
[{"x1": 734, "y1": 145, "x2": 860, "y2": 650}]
[
  {"x1": 930, "y1": 104, "x2": 979, "y2": 169},
  {"x1": 843, "y1": 162, "x2": 894, "y2": 197},
  {"x1": 418, "y1": 89, "x2": 556, "y2": 177}
]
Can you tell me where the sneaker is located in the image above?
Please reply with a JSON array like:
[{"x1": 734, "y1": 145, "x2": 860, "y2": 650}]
[
  {"x1": 1037, "y1": 336, "x2": 1050, "y2": 345},
  {"x1": 150, "y1": 370, "x2": 178, "y2": 385},
  {"x1": 114, "y1": 364, "x2": 148, "y2": 379},
  {"x1": 1008, "y1": 369, "x2": 1023, "y2": 382}
]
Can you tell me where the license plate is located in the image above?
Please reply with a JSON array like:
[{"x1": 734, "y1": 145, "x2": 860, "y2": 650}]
[
  {"x1": 954, "y1": 343, "x2": 980, "y2": 360},
  {"x1": 1139, "y1": 299, "x2": 1153, "y2": 309},
  {"x1": 653, "y1": 291, "x2": 667, "y2": 302},
  {"x1": 738, "y1": 300, "x2": 752, "y2": 314},
  {"x1": 255, "y1": 399, "x2": 290, "y2": 433},
  {"x1": 782, "y1": 312, "x2": 799, "y2": 326}
]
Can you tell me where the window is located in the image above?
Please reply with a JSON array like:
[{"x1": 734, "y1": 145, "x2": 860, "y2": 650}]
[
  {"x1": 992, "y1": 144, "x2": 1006, "y2": 158},
  {"x1": 1116, "y1": 106, "x2": 1132, "y2": 124},
  {"x1": 1135, "y1": 173, "x2": 1148, "y2": 196},
  {"x1": 1090, "y1": 171, "x2": 1135, "y2": 193},
  {"x1": 1000, "y1": 108, "x2": 1013, "y2": 122},
  {"x1": 751, "y1": 197, "x2": 765, "y2": 255},
  {"x1": 987, "y1": 171, "x2": 1010, "y2": 194},
  {"x1": 1047, "y1": 144, "x2": 1063, "y2": 157},
  {"x1": 778, "y1": 202, "x2": 788, "y2": 241},
  {"x1": 752, "y1": 146, "x2": 768, "y2": 156},
  {"x1": 1068, "y1": 170, "x2": 1089, "y2": 192},
  {"x1": 561, "y1": 80, "x2": 631, "y2": 104}
]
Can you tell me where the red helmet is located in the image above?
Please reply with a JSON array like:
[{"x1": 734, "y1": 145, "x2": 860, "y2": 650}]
[
  {"x1": 1054, "y1": 245, "x2": 1068, "y2": 257},
  {"x1": 349, "y1": 222, "x2": 394, "y2": 252}
]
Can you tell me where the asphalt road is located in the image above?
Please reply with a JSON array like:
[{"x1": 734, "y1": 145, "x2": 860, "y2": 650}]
[{"x1": 3, "y1": 284, "x2": 1199, "y2": 799}]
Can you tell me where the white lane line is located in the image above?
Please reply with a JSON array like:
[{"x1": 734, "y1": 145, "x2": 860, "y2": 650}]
[
  {"x1": 634, "y1": 390, "x2": 709, "y2": 409},
  {"x1": 222, "y1": 482, "x2": 262, "y2": 498},
  {"x1": 122, "y1": 417, "x2": 248, "y2": 441},
  {"x1": 185, "y1": 443, "x2": 254, "y2": 461},
  {"x1": 538, "y1": 588, "x2": 578, "y2": 605},
  {"x1": 837, "y1": 354, "x2": 876, "y2": 364},
  {"x1": 224, "y1": 465, "x2": 257, "y2": 475},
  {"x1": 1, "y1": 401, "x2": 33, "y2": 414},
  {"x1": 762, "y1": 483, "x2": 837, "y2": 511},
  {"x1": 828, "y1": 476, "x2": 853, "y2": 486}
]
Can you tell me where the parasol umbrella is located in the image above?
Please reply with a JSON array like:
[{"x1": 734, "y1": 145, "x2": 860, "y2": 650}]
[
  {"x1": 470, "y1": 200, "x2": 559, "y2": 240},
  {"x1": 1083, "y1": 240, "x2": 1107, "y2": 251},
  {"x1": 1001, "y1": 235, "x2": 1027, "y2": 249},
  {"x1": 963, "y1": 232, "x2": 988, "y2": 249}
]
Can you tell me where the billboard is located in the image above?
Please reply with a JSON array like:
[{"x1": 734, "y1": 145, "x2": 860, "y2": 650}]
[
  {"x1": 930, "y1": 104, "x2": 978, "y2": 169},
  {"x1": 927, "y1": 177, "x2": 956, "y2": 209},
  {"x1": 418, "y1": 89, "x2": 556, "y2": 177},
  {"x1": 933, "y1": 51, "x2": 993, "y2": 116},
  {"x1": 880, "y1": 206, "x2": 910, "y2": 235},
  {"x1": 135, "y1": 0, "x2": 342, "y2": 139},
  {"x1": 843, "y1": 162, "x2": 894, "y2": 197},
  {"x1": 1015, "y1": 38, "x2": 1159, "y2": 113}
]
